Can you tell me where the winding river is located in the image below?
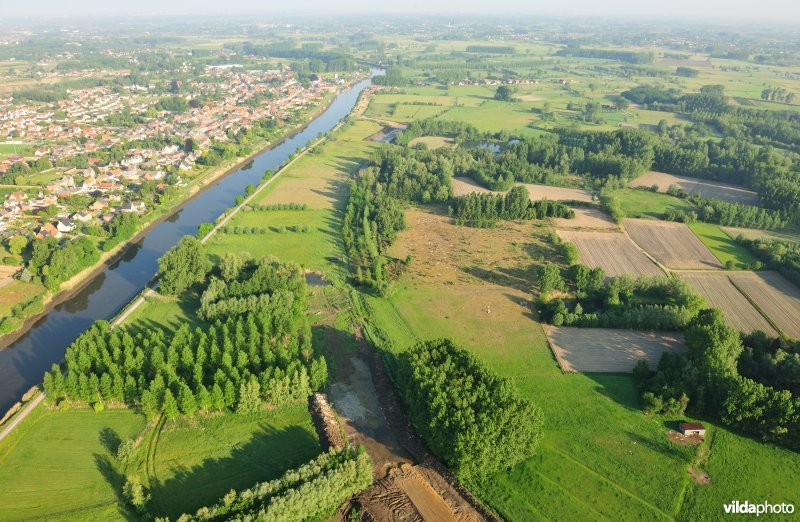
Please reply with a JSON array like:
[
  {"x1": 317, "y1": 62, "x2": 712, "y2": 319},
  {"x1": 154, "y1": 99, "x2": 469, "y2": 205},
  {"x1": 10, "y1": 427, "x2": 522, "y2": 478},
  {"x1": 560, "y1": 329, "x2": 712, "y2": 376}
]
[{"x1": 0, "y1": 71, "x2": 379, "y2": 414}]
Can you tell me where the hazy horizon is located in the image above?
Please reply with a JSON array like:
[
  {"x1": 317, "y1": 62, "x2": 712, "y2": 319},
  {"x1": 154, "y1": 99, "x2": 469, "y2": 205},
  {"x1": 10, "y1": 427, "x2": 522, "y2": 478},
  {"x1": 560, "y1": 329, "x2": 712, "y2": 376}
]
[{"x1": 4, "y1": 0, "x2": 800, "y2": 23}]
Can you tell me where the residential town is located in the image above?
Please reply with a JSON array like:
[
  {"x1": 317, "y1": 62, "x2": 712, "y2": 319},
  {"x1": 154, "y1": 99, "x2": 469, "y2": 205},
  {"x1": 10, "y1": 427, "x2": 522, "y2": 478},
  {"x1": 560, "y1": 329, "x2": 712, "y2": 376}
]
[{"x1": 0, "y1": 66, "x2": 356, "y2": 241}]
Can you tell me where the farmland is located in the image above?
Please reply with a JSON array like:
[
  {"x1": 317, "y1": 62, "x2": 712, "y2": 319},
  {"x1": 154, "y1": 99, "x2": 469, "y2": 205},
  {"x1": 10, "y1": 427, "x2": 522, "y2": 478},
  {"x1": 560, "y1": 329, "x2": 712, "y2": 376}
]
[
  {"x1": 552, "y1": 207, "x2": 617, "y2": 230},
  {"x1": 616, "y1": 188, "x2": 698, "y2": 220},
  {"x1": 546, "y1": 326, "x2": 685, "y2": 373},
  {"x1": 556, "y1": 230, "x2": 664, "y2": 276},
  {"x1": 730, "y1": 271, "x2": 800, "y2": 339},
  {"x1": 624, "y1": 218, "x2": 722, "y2": 270},
  {"x1": 630, "y1": 171, "x2": 758, "y2": 205},
  {"x1": 678, "y1": 272, "x2": 778, "y2": 336}
]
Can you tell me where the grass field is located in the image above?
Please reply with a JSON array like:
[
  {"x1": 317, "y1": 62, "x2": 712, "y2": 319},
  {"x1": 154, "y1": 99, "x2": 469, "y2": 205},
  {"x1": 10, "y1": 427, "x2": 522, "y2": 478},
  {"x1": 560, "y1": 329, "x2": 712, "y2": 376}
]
[
  {"x1": 0, "y1": 280, "x2": 45, "y2": 317},
  {"x1": 617, "y1": 188, "x2": 697, "y2": 219},
  {"x1": 0, "y1": 407, "x2": 146, "y2": 521},
  {"x1": 149, "y1": 406, "x2": 321, "y2": 519},
  {"x1": 688, "y1": 222, "x2": 759, "y2": 269}
]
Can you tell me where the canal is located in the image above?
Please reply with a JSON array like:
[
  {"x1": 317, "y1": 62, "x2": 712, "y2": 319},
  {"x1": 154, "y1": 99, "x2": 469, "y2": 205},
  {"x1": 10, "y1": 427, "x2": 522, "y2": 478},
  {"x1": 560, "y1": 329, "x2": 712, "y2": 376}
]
[{"x1": 0, "y1": 71, "x2": 378, "y2": 414}]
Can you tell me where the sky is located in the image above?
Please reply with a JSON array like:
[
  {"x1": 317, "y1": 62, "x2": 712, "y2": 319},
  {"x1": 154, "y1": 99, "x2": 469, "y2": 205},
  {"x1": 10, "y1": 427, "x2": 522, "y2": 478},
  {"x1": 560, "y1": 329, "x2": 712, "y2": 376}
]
[{"x1": 4, "y1": 0, "x2": 800, "y2": 22}]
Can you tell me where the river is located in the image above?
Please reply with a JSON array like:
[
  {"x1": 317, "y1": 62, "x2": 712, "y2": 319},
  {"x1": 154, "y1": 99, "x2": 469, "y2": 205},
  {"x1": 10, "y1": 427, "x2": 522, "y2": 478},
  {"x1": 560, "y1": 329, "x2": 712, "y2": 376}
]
[{"x1": 0, "y1": 71, "x2": 380, "y2": 414}]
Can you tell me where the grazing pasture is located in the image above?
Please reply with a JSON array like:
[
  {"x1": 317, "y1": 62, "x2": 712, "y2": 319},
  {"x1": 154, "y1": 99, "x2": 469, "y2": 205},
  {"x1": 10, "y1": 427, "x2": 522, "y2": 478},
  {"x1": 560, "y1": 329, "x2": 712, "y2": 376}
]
[
  {"x1": 630, "y1": 171, "x2": 758, "y2": 205},
  {"x1": 678, "y1": 273, "x2": 778, "y2": 336},
  {"x1": 687, "y1": 223, "x2": 759, "y2": 269},
  {"x1": 624, "y1": 218, "x2": 722, "y2": 270},
  {"x1": 556, "y1": 230, "x2": 663, "y2": 277},
  {"x1": 545, "y1": 327, "x2": 686, "y2": 373},
  {"x1": 616, "y1": 188, "x2": 698, "y2": 220},
  {"x1": 730, "y1": 271, "x2": 800, "y2": 339},
  {"x1": 451, "y1": 177, "x2": 593, "y2": 202}
]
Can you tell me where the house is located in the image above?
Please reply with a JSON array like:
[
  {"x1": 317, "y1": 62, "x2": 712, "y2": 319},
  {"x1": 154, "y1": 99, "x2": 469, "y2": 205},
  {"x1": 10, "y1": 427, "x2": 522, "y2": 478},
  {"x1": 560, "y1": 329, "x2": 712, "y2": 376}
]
[
  {"x1": 679, "y1": 422, "x2": 706, "y2": 437},
  {"x1": 56, "y1": 219, "x2": 75, "y2": 233},
  {"x1": 90, "y1": 199, "x2": 109, "y2": 211},
  {"x1": 36, "y1": 222, "x2": 62, "y2": 239},
  {"x1": 120, "y1": 200, "x2": 145, "y2": 213},
  {"x1": 72, "y1": 210, "x2": 93, "y2": 222}
]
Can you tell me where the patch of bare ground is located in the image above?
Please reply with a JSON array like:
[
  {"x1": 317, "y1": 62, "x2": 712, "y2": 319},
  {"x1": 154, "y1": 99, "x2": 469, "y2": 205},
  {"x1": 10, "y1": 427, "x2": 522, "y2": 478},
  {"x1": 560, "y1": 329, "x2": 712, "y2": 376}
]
[
  {"x1": 545, "y1": 326, "x2": 685, "y2": 373},
  {"x1": 729, "y1": 271, "x2": 800, "y2": 339},
  {"x1": 553, "y1": 207, "x2": 617, "y2": 230},
  {"x1": 389, "y1": 206, "x2": 552, "y2": 291},
  {"x1": 624, "y1": 218, "x2": 722, "y2": 270},
  {"x1": 689, "y1": 468, "x2": 711, "y2": 485},
  {"x1": 408, "y1": 136, "x2": 455, "y2": 149},
  {"x1": 678, "y1": 272, "x2": 778, "y2": 336},
  {"x1": 451, "y1": 177, "x2": 593, "y2": 203},
  {"x1": 630, "y1": 171, "x2": 757, "y2": 205},
  {"x1": 668, "y1": 430, "x2": 704, "y2": 446},
  {"x1": 556, "y1": 230, "x2": 663, "y2": 277}
]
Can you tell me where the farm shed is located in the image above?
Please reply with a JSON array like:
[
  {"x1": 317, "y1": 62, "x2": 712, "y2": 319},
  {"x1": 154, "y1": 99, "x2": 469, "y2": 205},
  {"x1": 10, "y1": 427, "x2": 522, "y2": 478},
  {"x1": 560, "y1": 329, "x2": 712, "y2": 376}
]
[{"x1": 679, "y1": 422, "x2": 706, "y2": 437}]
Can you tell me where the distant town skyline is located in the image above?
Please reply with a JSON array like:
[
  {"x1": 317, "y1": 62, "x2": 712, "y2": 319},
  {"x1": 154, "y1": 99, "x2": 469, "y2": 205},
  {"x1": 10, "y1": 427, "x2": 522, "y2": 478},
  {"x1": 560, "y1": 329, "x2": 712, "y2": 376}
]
[{"x1": 5, "y1": 0, "x2": 800, "y2": 22}]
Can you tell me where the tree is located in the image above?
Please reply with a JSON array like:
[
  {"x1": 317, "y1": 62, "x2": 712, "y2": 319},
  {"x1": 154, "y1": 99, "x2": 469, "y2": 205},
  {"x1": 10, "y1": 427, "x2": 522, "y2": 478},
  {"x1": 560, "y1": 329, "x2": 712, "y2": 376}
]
[
  {"x1": 494, "y1": 85, "x2": 514, "y2": 101},
  {"x1": 8, "y1": 236, "x2": 27, "y2": 256},
  {"x1": 122, "y1": 477, "x2": 150, "y2": 513},
  {"x1": 537, "y1": 264, "x2": 565, "y2": 296},
  {"x1": 236, "y1": 379, "x2": 262, "y2": 414},
  {"x1": 158, "y1": 236, "x2": 210, "y2": 295},
  {"x1": 162, "y1": 389, "x2": 179, "y2": 419},
  {"x1": 219, "y1": 252, "x2": 246, "y2": 282}
]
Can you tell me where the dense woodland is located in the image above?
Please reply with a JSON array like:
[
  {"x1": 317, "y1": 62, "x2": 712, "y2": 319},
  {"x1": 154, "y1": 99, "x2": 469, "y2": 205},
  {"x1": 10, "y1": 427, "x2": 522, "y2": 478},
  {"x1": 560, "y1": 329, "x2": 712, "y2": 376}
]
[
  {"x1": 43, "y1": 255, "x2": 327, "y2": 418},
  {"x1": 396, "y1": 339, "x2": 543, "y2": 481},
  {"x1": 636, "y1": 310, "x2": 800, "y2": 450}
]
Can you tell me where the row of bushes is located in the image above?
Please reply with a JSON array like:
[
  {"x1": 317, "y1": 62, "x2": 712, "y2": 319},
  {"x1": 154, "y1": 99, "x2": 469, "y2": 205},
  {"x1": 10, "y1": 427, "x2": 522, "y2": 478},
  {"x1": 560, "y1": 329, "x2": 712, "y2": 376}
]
[
  {"x1": 246, "y1": 203, "x2": 309, "y2": 211},
  {"x1": 219, "y1": 224, "x2": 311, "y2": 235},
  {"x1": 182, "y1": 445, "x2": 373, "y2": 521}
]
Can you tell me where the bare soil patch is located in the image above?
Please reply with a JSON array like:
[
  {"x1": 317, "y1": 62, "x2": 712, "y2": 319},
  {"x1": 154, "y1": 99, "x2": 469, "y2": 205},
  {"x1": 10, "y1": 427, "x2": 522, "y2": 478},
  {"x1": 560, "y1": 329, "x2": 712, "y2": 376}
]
[
  {"x1": 729, "y1": 271, "x2": 800, "y2": 339},
  {"x1": 556, "y1": 230, "x2": 663, "y2": 277},
  {"x1": 678, "y1": 272, "x2": 778, "y2": 336},
  {"x1": 545, "y1": 326, "x2": 685, "y2": 373},
  {"x1": 668, "y1": 430, "x2": 704, "y2": 446},
  {"x1": 630, "y1": 171, "x2": 757, "y2": 205},
  {"x1": 517, "y1": 94, "x2": 544, "y2": 102},
  {"x1": 451, "y1": 177, "x2": 593, "y2": 203},
  {"x1": 553, "y1": 207, "x2": 617, "y2": 230},
  {"x1": 624, "y1": 218, "x2": 722, "y2": 270}
]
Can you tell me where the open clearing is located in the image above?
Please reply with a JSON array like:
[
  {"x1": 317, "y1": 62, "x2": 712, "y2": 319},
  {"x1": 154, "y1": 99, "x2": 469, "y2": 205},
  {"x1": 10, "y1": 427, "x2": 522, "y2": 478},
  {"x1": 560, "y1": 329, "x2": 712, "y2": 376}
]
[
  {"x1": 624, "y1": 218, "x2": 722, "y2": 269},
  {"x1": 687, "y1": 223, "x2": 759, "y2": 269},
  {"x1": 729, "y1": 271, "x2": 800, "y2": 339},
  {"x1": 630, "y1": 171, "x2": 758, "y2": 205},
  {"x1": 557, "y1": 230, "x2": 663, "y2": 277},
  {"x1": 408, "y1": 136, "x2": 454, "y2": 149},
  {"x1": 552, "y1": 207, "x2": 617, "y2": 230},
  {"x1": 678, "y1": 273, "x2": 778, "y2": 336},
  {"x1": 545, "y1": 326, "x2": 686, "y2": 373},
  {"x1": 451, "y1": 176, "x2": 593, "y2": 202}
]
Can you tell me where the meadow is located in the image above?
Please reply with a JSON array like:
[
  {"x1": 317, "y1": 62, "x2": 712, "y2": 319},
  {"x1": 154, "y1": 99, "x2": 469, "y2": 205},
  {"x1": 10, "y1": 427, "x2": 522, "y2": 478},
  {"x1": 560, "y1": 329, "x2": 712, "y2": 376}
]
[
  {"x1": 616, "y1": 188, "x2": 698, "y2": 220},
  {"x1": 687, "y1": 222, "x2": 759, "y2": 269}
]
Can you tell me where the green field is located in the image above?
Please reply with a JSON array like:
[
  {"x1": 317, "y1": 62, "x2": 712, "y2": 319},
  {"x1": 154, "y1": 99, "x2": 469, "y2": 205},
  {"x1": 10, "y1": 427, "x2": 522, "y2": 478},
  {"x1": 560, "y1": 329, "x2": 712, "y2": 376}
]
[
  {"x1": 617, "y1": 188, "x2": 698, "y2": 219},
  {"x1": 0, "y1": 408, "x2": 146, "y2": 521},
  {"x1": 149, "y1": 406, "x2": 321, "y2": 519},
  {"x1": 688, "y1": 222, "x2": 759, "y2": 269}
]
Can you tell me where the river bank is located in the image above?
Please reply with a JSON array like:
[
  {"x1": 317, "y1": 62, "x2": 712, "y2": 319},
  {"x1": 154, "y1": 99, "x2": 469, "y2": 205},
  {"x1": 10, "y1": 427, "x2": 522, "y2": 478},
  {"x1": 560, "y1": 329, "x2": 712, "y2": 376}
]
[{"x1": 0, "y1": 84, "x2": 350, "y2": 351}]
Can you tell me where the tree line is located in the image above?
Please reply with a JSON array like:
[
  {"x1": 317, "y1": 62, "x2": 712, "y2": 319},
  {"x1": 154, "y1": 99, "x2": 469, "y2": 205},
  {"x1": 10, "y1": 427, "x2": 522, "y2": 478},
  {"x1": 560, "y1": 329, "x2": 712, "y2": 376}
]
[
  {"x1": 181, "y1": 445, "x2": 372, "y2": 521},
  {"x1": 450, "y1": 186, "x2": 574, "y2": 228},
  {"x1": 396, "y1": 338, "x2": 543, "y2": 481}
]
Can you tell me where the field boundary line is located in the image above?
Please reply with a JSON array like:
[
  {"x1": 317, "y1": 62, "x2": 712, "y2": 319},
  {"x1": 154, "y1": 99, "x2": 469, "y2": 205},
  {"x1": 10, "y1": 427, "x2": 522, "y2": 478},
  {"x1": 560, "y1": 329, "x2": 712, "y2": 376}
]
[
  {"x1": 619, "y1": 222, "x2": 671, "y2": 276},
  {"x1": 728, "y1": 275, "x2": 783, "y2": 336},
  {"x1": 551, "y1": 448, "x2": 673, "y2": 520}
]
